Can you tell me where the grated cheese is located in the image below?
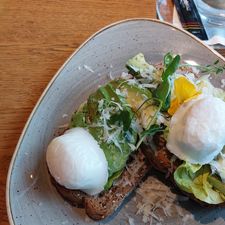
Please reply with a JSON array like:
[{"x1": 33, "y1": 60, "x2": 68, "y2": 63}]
[
  {"x1": 62, "y1": 114, "x2": 68, "y2": 118},
  {"x1": 221, "y1": 79, "x2": 225, "y2": 89},
  {"x1": 140, "y1": 83, "x2": 158, "y2": 89},
  {"x1": 110, "y1": 100, "x2": 123, "y2": 111},
  {"x1": 116, "y1": 88, "x2": 127, "y2": 98},
  {"x1": 121, "y1": 72, "x2": 133, "y2": 80},
  {"x1": 135, "y1": 176, "x2": 195, "y2": 225},
  {"x1": 128, "y1": 216, "x2": 135, "y2": 225},
  {"x1": 108, "y1": 71, "x2": 114, "y2": 80},
  {"x1": 106, "y1": 127, "x2": 123, "y2": 152},
  {"x1": 182, "y1": 214, "x2": 194, "y2": 225},
  {"x1": 83, "y1": 64, "x2": 94, "y2": 73}
]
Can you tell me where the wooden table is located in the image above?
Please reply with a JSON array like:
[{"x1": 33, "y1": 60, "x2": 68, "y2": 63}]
[{"x1": 0, "y1": 1, "x2": 224, "y2": 225}]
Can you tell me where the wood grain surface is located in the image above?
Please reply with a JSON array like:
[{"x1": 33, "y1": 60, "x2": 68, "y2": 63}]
[
  {"x1": 0, "y1": 1, "x2": 155, "y2": 224},
  {"x1": 0, "y1": 1, "x2": 224, "y2": 225}
]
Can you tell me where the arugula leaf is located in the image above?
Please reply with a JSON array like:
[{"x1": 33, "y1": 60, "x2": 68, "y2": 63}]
[
  {"x1": 154, "y1": 54, "x2": 180, "y2": 111},
  {"x1": 162, "y1": 55, "x2": 180, "y2": 81},
  {"x1": 153, "y1": 78, "x2": 171, "y2": 111},
  {"x1": 141, "y1": 124, "x2": 166, "y2": 137},
  {"x1": 109, "y1": 110, "x2": 132, "y2": 132}
]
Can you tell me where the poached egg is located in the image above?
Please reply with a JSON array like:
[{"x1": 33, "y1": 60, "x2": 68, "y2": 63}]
[
  {"x1": 167, "y1": 96, "x2": 225, "y2": 164},
  {"x1": 46, "y1": 127, "x2": 108, "y2": 195}
]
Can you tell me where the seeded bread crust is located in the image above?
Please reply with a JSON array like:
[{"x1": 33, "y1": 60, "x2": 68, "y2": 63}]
[
  {"x1": 50, "y1": 149, "x2": 150, "y2": 220},
  {"x1": 51, "y1": 177, "x2": 87, "y2": 208}
]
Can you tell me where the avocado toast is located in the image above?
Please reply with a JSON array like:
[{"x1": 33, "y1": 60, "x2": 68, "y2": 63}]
[
  {"x1": 46, "y1": 53, "x2": 225, "y2": 221},
  {"x1": 46, "y1": 53, "x2": 164, "y2": 220}
]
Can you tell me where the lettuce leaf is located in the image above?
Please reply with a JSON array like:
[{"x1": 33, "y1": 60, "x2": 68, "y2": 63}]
[
  {"x1": 126, "y1": 53, "x2": 155, "y2": 77},
  {"x1": 174, "y1": 162, "x2": 224, "y2": 204}
]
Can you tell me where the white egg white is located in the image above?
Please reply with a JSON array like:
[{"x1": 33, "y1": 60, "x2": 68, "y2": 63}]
[
  {"x1": 167, "y1": 96, "x2": 225, "y2": 164},
  {"x1": 46, "y1": 127, "x2": 108, "y2": 195}
]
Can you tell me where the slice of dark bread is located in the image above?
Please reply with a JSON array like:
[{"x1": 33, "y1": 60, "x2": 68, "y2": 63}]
[
  {"x1": 50, "y1": 149, "x2": 150, "y2": 220},
  {"x1": 142, "y1": 134, "x2": 181, "y2": 176},
  {"x1": 51, "y1": 177, "x2": 87, "y2": 208}
]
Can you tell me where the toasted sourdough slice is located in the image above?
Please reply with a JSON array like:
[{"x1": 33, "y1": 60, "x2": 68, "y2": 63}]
[
  {"x1": 142, "y1": 134, "x2": 181, "y2": 176},
  {"x1": 51, "y1": 149, "x2": 150, "y2": 220}
]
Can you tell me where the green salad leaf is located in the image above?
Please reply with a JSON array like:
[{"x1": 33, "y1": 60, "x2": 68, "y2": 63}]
[
  {"x1": 126, "y1": 53, "x2": 155, "y2": 77},
  {"x1": 174, "y1": 162, "x2": 225, "y2": 204}
]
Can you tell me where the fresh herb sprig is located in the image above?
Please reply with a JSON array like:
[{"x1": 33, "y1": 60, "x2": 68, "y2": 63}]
[
  {"x1": 135, "y1": 98, "x2": 163, "y2": 149},
  {"x1": 154, "y1": 53, "x2": 181, "y2": 111},
  {"x1": 141, "y1": 123, "x2": 166, "y2": 137},
  {"x1": 181, "y1": 59, "x2": 225, "y2": 75},
  {"x1": 109, "y1": 96, "x2": 164, "y2": 148}
]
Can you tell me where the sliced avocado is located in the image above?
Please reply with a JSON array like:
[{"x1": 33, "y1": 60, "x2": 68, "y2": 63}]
[
  {"x1": 126, "y1": 53, "x2": 155, "y2": 77},
  {"x1": 86, "y1": 83, "x2": 124, "y2": 123},
  {"x1": 120, "y1": 83, "x2": 157, "y2": 129},
  {"x1": 86, "y1": 90, "x2": 103, "y2": 123},
  {"x1": 70, "y1": 79, "x2": 154, "y2": 190},
  {"x1": 70, "y1": 103, "x2": 88, "y2": 128}
]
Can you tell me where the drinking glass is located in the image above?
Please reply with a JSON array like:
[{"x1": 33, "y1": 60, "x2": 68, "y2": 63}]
[{"x1": 194, "y1": 0, "x2": 225, "y2": 26}]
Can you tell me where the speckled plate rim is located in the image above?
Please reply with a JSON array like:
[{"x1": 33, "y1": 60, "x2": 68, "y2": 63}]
[{"x1": 6, "y1": 18, "x2": 225, "y2": 225}]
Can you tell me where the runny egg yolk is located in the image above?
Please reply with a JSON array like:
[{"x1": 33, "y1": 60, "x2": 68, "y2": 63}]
[{"x1": 168, "y1": 76, "x2": 201, "y2": 115}]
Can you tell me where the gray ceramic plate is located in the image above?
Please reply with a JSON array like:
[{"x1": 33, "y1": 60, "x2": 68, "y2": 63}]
[{"x1": 6, "y1": 19, "x2": 225, "y2": 225}]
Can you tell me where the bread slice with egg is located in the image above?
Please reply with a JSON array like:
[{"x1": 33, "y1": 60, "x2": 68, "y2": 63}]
[
  {"x1": 50, "y1": 149, "x2": 150, "y2": 220},
  {"x1": 142, "y1": 133, "x2": 225, "y2": 207}
]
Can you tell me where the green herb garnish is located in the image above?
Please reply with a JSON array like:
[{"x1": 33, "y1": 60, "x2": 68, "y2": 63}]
[
  {"x1": 135, "y1": 98, "x2": 163, "y2": 149},
  {"x1": 181, "y1": 59, "x2": 225, "y2": 75},
  {"x1": 154, "y1": 53, "x2": 180, "y2": 111},
  {"x1": 141, "y1": 124, "x2": 166, "y2": 137}
]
